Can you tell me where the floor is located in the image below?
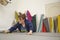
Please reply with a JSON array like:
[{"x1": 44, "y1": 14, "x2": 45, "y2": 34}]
[{"x1": 0, "y1": 32, "x2": 60, "y2": 40}]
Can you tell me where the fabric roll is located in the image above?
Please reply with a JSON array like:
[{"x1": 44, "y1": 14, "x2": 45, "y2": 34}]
[
  {"x1": 15, "y1": 11, "x2": 19, "y2": 22},
  {"x1": 49, "y1": 17, "x2": 54, "y2": 32},
  {"x1": 12, "y1": 11, "x2": 18, "y2": 25},
  {"x1": 52, "y1": 18, "x2": 54, "y2": 32},
  {"x1": 26, "y1": 10, "x2": 32, "y2": 22},
  {"x1": 42, "y1": 22, "x2": 46, "y2": 32},
  {"x1": 32, "y1": 15, "x2": 36, "y2": 32},
  {"x1": 57, "y1": 15, "x2": 60, "y2": 33},
  {"x1": 43, "y1": 18, "x2": 50, "y2": 32},
  {"x1": 53, "y1": 17, "x2": 58, "y2": 33},
  {"x1": 38, "y1": 14, "x2": 44, "y2": 32}
]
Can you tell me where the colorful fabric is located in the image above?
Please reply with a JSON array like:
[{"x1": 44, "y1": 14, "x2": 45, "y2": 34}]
[
  {"x1": 43, "y1": 18, "x2": 50, "y2": 32},
  {"x1": 57, "y1": 15, "x2": 60, "y2": 33},
  {"x1": 15, "y1": 11, "x2": 19, "y2": 22},
  {"x1": 32, "y1": 15, "x2": 36, "y2": 32},
  {"x1": 26, "y1": 10, "x2": 32, "y2": 22},
  {"x1": 42, "y1": 22, "x2": 46, "y2": 32},
  {"x1": 49, "y1": 17, "x2": 54, "y2": 32},
  {"x1": 53, "y1": 18, "x2": 58, "y2": 32},
  {"x1": 38, "y1": 14, "x2": 44, "y2": 32}
]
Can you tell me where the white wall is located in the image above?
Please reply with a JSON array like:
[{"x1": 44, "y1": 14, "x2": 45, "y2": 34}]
[
  {"x1": 0, "y1": 0, "x2": 60, "y2": 31},
  {"x1": 45, "y1": 2, "x2": 60, "y2": 17},
  {"x1": 0, "y1": 0, "x2": 17, "y2": 30}
]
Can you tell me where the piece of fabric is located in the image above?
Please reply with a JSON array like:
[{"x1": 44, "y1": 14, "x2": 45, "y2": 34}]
[
  {"x1": 43, "y1": 18, "x2": 50, "y2": 32},
  {"x1": 26, "y1": 10, "x2": 32, "y2": 22},
  {"x1": 57, "y1": 15, "x2": 60, "y2": 33},
  {"x1": 42, "y1": 22, "x2": 46, "y2": 32},
  {"x1": 38, "y1": 14, "x2": 44, "y2": 32},
  {"x1": 49, "y1": 17, "x2": 54, "y2": 32},
  {"x1": 32, "y1": 15, "x2": 37, "y2": 32},
  {"x1": 53, "y1": 18, "x2": 58, "y2": 33},
  {"x1": 15, "y1": 11, "x2": 19, "y2": 22}
]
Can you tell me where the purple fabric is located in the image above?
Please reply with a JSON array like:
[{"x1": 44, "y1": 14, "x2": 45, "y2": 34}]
[{"x1": 26, "y1": 10, "x2": 32, "y2": 22}]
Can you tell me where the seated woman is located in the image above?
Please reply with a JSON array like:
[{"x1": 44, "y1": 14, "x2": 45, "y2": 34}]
[{"x1": 4, "y1": 13, "x2": 33, "y2": 35}]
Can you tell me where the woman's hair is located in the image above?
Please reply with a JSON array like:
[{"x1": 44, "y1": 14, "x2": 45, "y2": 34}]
[{"x1": 18, "y1": 12, "x2": 26, "y2": 20}]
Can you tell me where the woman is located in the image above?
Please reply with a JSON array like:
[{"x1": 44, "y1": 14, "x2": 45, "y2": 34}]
[{"x1": 4, "y1": 13, "x2": 33, "y2": 35}]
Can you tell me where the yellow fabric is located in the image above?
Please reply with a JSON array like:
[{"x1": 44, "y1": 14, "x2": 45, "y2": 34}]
[
  {"x1": 49, "y1": 17, "x2": 54, "y2": 32},
  {"x1": 57, "y1": 15, "x2": 60, "y2": 33},
  {"x1": 15, "y1": 11, "x2": 19, "y2": 22}
]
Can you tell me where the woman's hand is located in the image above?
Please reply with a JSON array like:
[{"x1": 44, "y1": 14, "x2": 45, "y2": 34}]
[{"x1": 27, "y1": 30, "x2": 32, "y2": 35}]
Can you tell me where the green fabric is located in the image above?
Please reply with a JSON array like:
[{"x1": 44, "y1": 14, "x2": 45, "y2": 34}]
[{"x1": 32, "y1": 15, "x2": 36, "y2": 32}]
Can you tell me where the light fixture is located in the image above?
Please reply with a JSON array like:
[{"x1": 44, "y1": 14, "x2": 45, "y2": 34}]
[{"x1": 0, "y1": 0, "x2": 11, "y2": 6}]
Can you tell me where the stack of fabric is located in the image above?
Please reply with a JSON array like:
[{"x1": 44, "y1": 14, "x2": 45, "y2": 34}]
[
  {"x1": 49, "y1": 17, "x2": 54, "y2": 32},
  {"x1": 38, "y1": 15, "x2": 60, "y2": 33},
  {"x1": 43, "y1": 18, "x2": 50, "y2": 32},
  {"x1": 57, "y1": 15, "x2": 60, "y2": 33},
  {"x1": 14, "y1": 10, "x2": 60, "y2": 33}
]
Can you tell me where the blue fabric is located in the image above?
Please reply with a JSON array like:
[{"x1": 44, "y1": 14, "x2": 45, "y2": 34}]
[{"x1": 9, "y1": 19, "x2": 33, "y2": 33}]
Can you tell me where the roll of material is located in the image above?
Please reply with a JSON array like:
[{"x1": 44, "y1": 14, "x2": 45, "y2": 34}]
[
  {"x1": 43, "y1": 18, "x2": 50, "y2": 32},
  {"x1": 42, "y1": 22, "x2": 46, "y2": 32},
  {"x1": 57, "y1": 15, "x2": 60, "y2": 33},
  {"x1": 38, "y1": 14, "x2": 44, "y2": 32},
  {"x1": 53, "y1": 18, "x2": 58, "y2": 33},
  {"x1": 15, "y1": 11, "x2": 19, "y2": 22},
  {"x1": 49, "y1": 17, "x2": 54, "y2": 32},
  {"x1": 32, "y1": 15, "x2": 37, "y2": 32},
  {"x1": 12, "y1": 11, "x2": 18, "y2": 25},
  {"x1": 26, "y1": 10, "x2": 32, "y2": 22}
]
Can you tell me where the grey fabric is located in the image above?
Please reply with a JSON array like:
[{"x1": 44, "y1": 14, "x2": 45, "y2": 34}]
[
  {"x1": 53, "y1": 18, "x2": 58, "y2": 33},
  {"x1": 43, "y1": 18, "x2": 50, "y2": 32}
]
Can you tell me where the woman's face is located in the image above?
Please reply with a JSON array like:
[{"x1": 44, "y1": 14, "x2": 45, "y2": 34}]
[{"x1": 18, "y1": 18, "x2": 24, "y2": 24}]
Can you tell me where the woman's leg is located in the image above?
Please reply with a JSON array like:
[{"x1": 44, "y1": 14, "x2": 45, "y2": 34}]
[
  {"x1": 3, "y1": 22, "x2": 19, "y2": 33},
  {"x1": 9, "y1": 26, "x2": 17, "y2": 33},
  {"x1": 9, "y1": 22, "x2": 20, "y2": 33},
  {"x1": 17, "y1": 25, "x2": 21, "y2": 32}
]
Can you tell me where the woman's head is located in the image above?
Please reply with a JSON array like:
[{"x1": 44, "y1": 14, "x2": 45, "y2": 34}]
[{"x1": 18, "y1": 12, "x2": 26, "y2": 24}]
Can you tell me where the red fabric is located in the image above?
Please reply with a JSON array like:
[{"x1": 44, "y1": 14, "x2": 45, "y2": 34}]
[
  {"x1": 26, "y1": 10, "x2": 32, "y2": 22},
  {"x1": 42, "y1": 22, "x2": 46, "y2": 32}
]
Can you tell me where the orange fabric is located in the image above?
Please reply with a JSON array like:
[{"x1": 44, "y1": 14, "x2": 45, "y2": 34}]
[{"x1": 42, "y1": 22, "x2": 46, "y2": 32}]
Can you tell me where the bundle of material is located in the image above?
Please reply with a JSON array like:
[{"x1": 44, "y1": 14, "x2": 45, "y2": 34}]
[
  {"x1": 57, "y1": 15, "x2": 60, "y2": 33},
  {"x1": 49, "y1": 17, "x2": 54, "y2": 32}
]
